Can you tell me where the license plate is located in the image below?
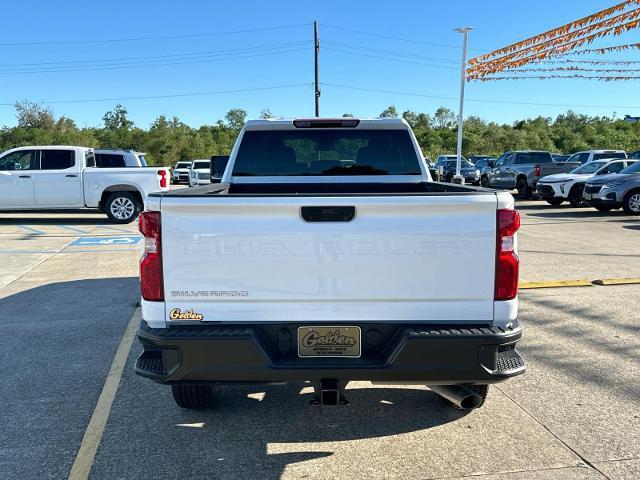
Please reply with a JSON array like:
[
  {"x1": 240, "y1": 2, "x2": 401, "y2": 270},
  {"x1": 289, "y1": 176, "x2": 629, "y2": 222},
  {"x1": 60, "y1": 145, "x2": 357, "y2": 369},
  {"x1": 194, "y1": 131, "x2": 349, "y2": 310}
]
[
  {"x1": 583, "y1": 193, "x2": 592, "y2": 200},
  {"x1": 298, "y1": 326, "x2": 361, "y2": 358}
]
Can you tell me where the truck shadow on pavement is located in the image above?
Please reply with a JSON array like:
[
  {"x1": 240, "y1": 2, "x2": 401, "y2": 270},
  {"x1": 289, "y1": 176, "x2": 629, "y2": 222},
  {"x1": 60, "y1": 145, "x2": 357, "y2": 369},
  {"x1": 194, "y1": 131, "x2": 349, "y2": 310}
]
[
  {"x1": 93, "y1": 348, "x2": 471, "y2": 479},
  {"x1": 0, "y1": 278, "x2": 140, "y2": 480}
]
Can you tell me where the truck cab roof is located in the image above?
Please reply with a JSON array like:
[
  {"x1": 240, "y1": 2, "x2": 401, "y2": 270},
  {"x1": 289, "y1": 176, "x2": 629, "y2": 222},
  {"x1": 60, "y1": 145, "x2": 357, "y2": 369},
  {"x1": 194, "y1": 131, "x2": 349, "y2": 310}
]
[{"x1": 243, "y1": 118, "x2": 410, "y2": 130}]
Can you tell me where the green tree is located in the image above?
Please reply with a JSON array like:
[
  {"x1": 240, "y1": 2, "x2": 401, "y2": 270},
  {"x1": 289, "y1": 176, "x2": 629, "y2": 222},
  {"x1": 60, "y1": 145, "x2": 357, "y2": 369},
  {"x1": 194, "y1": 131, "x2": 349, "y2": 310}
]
[
  {"x1": 434, "y1": 107, "x2": 456, "y2": 129},
  {"x1": 102, "y1": 104, "x2": 134, "y2": 131},
  {"x1": 379, "y1": 106, "x2": 398, "y2": 118},
  {"x1": 225, "y1": 108, "x2": 247, "y2": 130},
  {"x1": 259, "y1": 109, "x2": 275, "y2": 119},
  {"x1": 15, "y1": 100, "x2": 55, "y2": 129}
]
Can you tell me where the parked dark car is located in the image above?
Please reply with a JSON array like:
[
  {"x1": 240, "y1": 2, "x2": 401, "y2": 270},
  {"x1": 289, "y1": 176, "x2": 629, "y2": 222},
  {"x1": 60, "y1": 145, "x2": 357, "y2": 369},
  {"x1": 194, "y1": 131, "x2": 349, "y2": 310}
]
[
  {"x1": 210, "y1": 155, "x2": 230, "y2": 183},
  {"x1": 432, "y1": 155, "x2": 480, "y2": 185},
  {"x1": 468, "y1": 155, "x2": 497, "y2": 165},
  {"x1": 474, "y1": 158, "x2": 497, "y2": 187},
  {"x1": 628, "y1": 150, "x2": 640, "y2": 159}
]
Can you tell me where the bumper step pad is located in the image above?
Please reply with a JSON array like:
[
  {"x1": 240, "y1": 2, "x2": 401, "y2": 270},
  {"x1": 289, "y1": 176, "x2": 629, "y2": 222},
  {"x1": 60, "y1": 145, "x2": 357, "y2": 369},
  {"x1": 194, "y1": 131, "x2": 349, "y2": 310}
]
[
  {"x1": 496, "y1": 349, "x2": 525, "y2": 373},
  {"x1": 135, "y1": 351, "x2": 165, "y2": 376}
]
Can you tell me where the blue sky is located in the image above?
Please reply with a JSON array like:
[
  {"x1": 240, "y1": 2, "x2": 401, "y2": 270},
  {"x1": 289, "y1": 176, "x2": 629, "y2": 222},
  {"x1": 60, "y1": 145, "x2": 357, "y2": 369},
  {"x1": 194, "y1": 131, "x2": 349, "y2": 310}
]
[{"x1": 1, "y1": 0, "x2": 639, "y2": 128}]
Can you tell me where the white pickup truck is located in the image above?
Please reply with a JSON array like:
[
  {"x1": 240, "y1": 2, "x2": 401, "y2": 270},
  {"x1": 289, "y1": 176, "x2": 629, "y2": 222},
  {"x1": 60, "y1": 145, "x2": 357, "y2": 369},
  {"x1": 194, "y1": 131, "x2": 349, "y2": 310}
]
[
  {"x1": 134, "y1": 118, "x2": 525, "y2": 410},
  {"x1": 0, "y1": 146, "x2": 169, "y2": 223}
]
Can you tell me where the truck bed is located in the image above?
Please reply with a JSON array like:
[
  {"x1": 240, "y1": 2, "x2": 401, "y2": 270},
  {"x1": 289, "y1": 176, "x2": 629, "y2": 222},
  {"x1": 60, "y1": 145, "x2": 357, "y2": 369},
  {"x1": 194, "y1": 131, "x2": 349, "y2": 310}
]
[{"x1": 150, "y1": 181, "x2": 495, "y2": 197}]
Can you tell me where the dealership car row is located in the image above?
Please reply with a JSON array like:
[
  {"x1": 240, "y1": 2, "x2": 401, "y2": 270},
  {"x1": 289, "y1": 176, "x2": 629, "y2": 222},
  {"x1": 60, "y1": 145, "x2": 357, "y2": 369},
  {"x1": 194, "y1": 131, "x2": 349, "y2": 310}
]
[{"x1": 432, "y1": 149, "x2": 640, "y2": 214}]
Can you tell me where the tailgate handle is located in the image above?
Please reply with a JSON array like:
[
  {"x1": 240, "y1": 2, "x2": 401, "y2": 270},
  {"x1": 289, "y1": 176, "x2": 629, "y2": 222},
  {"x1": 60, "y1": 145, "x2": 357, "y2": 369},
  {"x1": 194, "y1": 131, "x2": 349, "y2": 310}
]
[{"x1": 301, "y1": 206, "x2": 355, "y2": 222}]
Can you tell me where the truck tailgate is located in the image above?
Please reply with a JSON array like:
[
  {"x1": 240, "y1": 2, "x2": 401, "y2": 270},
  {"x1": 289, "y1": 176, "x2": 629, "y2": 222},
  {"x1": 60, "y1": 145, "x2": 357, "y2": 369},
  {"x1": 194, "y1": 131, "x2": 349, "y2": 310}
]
[{"x1": 161, "y1": 194, "x2": 497, "y2": 323}]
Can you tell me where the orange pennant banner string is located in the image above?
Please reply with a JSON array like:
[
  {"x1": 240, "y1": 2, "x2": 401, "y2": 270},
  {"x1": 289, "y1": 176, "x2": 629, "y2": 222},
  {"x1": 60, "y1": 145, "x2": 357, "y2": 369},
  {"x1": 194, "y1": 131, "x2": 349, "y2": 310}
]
[
  {"x1": 469, "y1": 0, "x2": 640, "y2": 65},
  {"x1": 467, "y1": 17, "x2": 640, "y2": 78},
  {"x1": 567, "y1": 41, "x2": 640, "y2": 55},
  {"x1": 474, "y1": 74, "x2": 640, "y2": 81},
  {"x1": 470, "y1": 6, "x2": 640, "y2": 69}
]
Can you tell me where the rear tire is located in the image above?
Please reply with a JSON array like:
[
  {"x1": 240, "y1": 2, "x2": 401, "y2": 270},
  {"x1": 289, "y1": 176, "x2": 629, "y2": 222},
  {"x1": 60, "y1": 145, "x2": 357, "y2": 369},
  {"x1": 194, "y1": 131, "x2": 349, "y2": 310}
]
[
  {"x1": 104, "y1": 191, "x2": 141, "y2": 224},
  {"x1": 517, "y1": 178, "x2": 533, "y2": 200},
  {"x1": 623, "y1": 189, "x2": 640, "y2": 214},
  {"x1": 569, "y1": 185, "x2": 585, "y2": 208},
  {"x1": 545, "y1": 198, "x2": 564, "y2": 206},
  {"x1": 171, "y1": 384, "x2": 217, "y2": 409},
  {"x1": 480, "y1": 176, "x2": 489, "y2": 188},
  {"x1": 593, "y1": 205, "x2": 613, "y2": 212}
]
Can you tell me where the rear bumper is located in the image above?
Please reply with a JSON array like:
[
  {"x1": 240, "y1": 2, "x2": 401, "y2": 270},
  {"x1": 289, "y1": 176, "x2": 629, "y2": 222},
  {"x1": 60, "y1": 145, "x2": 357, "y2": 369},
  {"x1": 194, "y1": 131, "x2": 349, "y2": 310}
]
[{"x1": 134, "y1": 320, "x2": 525, "y2": 385}]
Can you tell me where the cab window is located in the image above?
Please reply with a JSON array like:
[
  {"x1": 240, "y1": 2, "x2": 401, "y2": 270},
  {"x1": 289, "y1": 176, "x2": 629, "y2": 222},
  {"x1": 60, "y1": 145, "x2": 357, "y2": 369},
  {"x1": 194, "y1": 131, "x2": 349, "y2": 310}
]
[
  {"x1": 0, "y1": 150, "x2": 37, "y2": 170},
  {"x1": 40, "y1": 150, "x2": 75, "y2": 170}
]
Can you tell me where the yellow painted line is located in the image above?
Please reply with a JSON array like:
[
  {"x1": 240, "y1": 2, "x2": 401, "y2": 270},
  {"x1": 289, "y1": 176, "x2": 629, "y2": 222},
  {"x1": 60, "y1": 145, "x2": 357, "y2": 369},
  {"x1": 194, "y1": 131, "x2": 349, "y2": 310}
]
[
  {"x1": 519, "y1": 280, "x2": 592, "y2": 289},
  {"x1": 68, "y1": 308, "x2": 140, "y2": 480},
  {"x1": 592, "y1": 277, "x2": 640, "y2": 286}
]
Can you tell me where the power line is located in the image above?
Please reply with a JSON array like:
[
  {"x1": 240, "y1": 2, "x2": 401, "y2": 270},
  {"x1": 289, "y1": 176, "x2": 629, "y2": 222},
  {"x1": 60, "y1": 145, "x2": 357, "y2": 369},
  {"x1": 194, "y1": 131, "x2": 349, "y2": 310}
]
[
  {"x1": 0, "y1": 83, "x2": 312, "y2": 106},
  {"x1": 323, "y1": 46, "x2": 459, "y2": 70},
  {"x1": 323, "y1": 39, "x2": 459, "y2": 64},
  {"x1": 0, "y1": 47, "x2": 311, "y2": 75},
  {"x1": 322, "y1": 23, "x2": 488, "y2": 52},
  {"x1": 0, "y1": 23, "x2": 311, "y2": 46},
  {"x1": 320, "y1": 82, "x2": 640, "y2": 109},
  {"x1": 0, "y1": 40, "x2": 310, "y2": 67}
]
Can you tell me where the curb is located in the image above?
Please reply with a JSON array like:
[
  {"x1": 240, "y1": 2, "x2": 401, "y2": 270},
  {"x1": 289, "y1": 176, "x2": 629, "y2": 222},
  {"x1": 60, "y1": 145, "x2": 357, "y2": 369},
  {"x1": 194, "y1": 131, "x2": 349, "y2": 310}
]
[
  {"x1": 519, "y1": 280, "x2": 592, "y2": 289},
  {"x1": 520, "y1": 278, "x2": 640, "y2": 289},
  {"x1": 592, "y1": 278, "x2": 640, "y2": 286}
]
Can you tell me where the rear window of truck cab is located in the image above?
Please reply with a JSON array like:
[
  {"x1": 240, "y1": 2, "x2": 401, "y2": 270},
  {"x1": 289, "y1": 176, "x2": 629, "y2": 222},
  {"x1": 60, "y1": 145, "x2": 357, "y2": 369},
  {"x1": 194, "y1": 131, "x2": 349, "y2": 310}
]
[
  {"x1": 514, "y1": 152, "x2": 552, "y2": 164},
  {"x1": 232, "y1": 130, "x2": 421, "y2": 176}
]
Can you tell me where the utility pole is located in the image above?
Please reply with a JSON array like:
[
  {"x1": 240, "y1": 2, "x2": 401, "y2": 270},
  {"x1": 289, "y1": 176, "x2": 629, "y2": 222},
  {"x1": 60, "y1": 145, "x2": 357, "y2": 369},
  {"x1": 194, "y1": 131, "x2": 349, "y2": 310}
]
[
  {"x1": 314, "y1": 20, "x2": 320, "y2": 117},
  {"x1": 453, "y1": 26, "x2": 473, "y2": 185}
]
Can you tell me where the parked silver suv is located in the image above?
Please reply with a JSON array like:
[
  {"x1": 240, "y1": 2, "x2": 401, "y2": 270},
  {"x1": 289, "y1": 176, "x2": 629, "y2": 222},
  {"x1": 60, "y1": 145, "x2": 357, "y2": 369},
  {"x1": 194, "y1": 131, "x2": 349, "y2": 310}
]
[{"x1": 584, "y1": 161, "x2": 640, "y2": 213}]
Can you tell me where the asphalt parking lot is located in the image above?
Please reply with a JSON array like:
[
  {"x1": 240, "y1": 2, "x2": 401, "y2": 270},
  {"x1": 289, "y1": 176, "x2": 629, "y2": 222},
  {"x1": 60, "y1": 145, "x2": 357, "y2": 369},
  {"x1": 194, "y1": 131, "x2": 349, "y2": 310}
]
[{"x1": 0, "y1": 201, "x2": 638, "y2": 480}]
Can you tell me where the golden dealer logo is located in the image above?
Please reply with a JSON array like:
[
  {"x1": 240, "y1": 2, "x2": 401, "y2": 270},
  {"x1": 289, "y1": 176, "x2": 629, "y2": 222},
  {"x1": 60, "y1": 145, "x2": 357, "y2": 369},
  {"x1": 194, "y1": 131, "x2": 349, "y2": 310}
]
[{"x1": 169, "y1": 308, "x2": 204, "y2": 321}]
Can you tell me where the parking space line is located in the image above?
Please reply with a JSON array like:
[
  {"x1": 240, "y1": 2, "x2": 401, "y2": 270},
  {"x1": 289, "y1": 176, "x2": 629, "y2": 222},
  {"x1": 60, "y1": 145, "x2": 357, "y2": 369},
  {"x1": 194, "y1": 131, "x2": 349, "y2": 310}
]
[
  {"x1": 520, "y1": 280, "x2": 592, "y2": 289},
  {"x1": 58, "y1": 225, "x2": 90, "y2": 234},
  {"x1": 68, "y1": 308, "x2": 140, "y2": 480},
  {"x1": 18, "y1": 225, "x2": 45, "y2": 235},
  {"x1": 96, "y1": 225, "x2": 135, "y2": 233}
]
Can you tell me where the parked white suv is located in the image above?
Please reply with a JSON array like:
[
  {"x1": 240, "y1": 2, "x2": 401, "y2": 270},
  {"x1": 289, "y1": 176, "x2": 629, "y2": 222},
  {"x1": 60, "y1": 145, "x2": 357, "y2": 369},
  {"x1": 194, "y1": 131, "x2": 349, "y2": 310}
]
[
  {"x1": 536, "y1": 159, "x2": 636, "y2": 206},
  {"x1": 564, "y1": 150, "x2": 626, "y2": 164},
  {"x1": 172, "y1": 161, "x2": 192, "y2": 184},
  {"x1": 188, "y1": 159, "x2": 211, "y2": 187},
  {"x1": 0, "y1": 146, "x2": 169, "y2": 223}
]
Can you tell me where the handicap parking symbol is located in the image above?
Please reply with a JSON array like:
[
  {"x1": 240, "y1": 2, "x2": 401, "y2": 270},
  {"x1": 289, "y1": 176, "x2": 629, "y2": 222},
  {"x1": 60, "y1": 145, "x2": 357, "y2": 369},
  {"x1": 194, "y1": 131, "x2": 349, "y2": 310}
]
[{"x1": 71, "y1": 235, "x2": 141, "y2": 247}]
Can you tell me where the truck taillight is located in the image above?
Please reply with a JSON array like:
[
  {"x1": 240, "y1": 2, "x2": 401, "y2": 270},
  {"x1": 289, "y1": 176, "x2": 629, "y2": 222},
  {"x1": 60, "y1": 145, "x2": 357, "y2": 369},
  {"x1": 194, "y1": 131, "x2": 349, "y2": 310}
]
[
  {"x1": 158, "y1": 170, "x2": 168, "y2": 188},
  {"x1": 139, "y1": 211, "x2": 164, "y2": 301},
  {"x1": 533, "y1": 165, "x2": 541, "y2": 177},
  {"x1": 495, "y1": 209, "x2": 520, "y2": 301}
]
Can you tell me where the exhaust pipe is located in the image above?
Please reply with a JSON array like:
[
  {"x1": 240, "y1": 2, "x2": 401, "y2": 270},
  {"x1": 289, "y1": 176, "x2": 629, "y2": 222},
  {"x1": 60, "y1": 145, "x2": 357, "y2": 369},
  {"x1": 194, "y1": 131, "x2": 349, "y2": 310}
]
[{"x1": 429, "y1": 385, "x2": 483, "y2": 410}]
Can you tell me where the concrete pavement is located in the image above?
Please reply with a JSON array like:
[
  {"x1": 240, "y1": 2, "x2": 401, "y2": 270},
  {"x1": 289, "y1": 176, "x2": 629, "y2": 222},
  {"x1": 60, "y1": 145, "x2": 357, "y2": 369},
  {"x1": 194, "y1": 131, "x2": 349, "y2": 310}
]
[{"x1": 0, "y1": 202, "x2": 638, "y2": 480}]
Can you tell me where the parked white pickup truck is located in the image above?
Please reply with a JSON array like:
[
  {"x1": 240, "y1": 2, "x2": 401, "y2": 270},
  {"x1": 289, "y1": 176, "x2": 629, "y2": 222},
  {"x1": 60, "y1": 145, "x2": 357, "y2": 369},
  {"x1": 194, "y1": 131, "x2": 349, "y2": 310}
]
[
  {"x1": 0, "y1": 146, "x2": 169, "y2": 223},
  {"x1": 134, "y1": 118, "x2": 525, "y2": 410}
]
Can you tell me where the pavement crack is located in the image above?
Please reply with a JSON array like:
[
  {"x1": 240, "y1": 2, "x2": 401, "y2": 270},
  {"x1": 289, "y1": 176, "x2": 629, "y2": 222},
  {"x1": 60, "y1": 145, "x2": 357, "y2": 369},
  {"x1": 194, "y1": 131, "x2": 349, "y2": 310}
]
[{"x1": 494, "y1": 385, "x2": 612, "y2": 480}]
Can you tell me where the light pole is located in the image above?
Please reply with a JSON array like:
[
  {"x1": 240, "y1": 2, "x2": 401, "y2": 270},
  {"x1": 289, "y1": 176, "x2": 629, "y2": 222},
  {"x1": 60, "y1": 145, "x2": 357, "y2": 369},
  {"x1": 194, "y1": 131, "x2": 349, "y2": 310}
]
[{"x1": 453, "y1": 27, "x2": 473, "y2": 185}]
